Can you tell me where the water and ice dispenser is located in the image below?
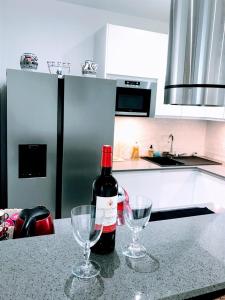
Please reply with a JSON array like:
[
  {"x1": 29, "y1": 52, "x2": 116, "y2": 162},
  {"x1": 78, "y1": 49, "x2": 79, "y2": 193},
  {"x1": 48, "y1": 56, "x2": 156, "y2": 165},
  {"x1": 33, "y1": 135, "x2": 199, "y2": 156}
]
[{"x1": 18, "y1": 144, "x2": 47, "y2": 178}]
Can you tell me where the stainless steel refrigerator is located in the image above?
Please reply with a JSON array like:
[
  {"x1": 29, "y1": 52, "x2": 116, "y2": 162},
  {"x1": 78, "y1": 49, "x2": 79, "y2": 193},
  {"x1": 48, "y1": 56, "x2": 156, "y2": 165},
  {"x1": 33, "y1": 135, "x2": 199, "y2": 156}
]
[{"x1": 2, "y1": 69, "x2": 116, "y2": 218}]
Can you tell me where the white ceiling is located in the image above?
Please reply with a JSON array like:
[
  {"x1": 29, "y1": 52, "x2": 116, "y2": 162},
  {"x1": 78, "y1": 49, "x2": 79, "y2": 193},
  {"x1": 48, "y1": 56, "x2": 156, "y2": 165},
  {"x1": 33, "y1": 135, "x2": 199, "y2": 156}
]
[{"x1": 57, "y1": 0, "x2": 171, "y2": 23}]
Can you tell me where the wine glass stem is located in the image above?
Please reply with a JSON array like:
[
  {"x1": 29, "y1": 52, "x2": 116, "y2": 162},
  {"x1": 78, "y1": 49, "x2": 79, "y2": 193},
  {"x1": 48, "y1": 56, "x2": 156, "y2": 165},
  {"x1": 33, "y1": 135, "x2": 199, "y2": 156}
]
[
  {"x1": 132, "y1": 230, "x2": 139, "y2": 246},
  {"x1": 84, "y1": 242, "x2": 90, "y2": 267}
]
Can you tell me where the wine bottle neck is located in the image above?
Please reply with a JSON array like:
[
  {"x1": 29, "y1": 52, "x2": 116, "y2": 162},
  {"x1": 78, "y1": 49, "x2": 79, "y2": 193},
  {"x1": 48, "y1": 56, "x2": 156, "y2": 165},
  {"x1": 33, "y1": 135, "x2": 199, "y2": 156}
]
[
  {"x1": 101, "y1": 167, "x2": 112, "y2": 176},
  {"x1": 101, "y1": 151, "x2": 112, "y2": 168}
]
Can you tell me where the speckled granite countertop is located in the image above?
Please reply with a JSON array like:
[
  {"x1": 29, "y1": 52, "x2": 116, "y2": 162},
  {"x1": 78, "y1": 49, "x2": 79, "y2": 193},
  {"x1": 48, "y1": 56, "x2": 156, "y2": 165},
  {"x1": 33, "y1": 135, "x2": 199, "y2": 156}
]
[
  {"x1": 2, "y1": 214, "x2": 225, "y2": 299},
  {"x1": 113, "y1": 158, "x2": 225, "y2": 179}
]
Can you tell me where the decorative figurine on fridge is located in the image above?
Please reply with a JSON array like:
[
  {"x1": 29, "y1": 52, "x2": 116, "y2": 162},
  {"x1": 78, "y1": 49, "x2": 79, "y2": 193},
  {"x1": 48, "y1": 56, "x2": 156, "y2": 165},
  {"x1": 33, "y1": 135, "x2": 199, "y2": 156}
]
[
  {"x1": 81, "y1": 60, "x2": 98, "y2": 77},
  {"x1": 20, "y1": 53, "x2": 38, "y2": 71}
]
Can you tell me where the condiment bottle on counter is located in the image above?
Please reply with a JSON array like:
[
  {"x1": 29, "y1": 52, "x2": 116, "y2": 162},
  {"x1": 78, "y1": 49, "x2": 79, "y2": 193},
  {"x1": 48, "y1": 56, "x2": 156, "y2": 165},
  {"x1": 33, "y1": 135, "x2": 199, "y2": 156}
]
[
  {"x1": 148, "y1": 145, "x2": 154, "y2": 157},
  {"x1": 131, "y1": 141, "x2": 140, "y2": 160}
]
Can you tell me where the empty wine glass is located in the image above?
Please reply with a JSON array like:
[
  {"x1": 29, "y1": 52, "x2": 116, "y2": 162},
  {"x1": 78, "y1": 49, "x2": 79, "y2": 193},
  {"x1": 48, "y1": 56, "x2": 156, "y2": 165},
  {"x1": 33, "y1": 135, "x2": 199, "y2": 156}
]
[
  {"x1": 123, "y1": 195, "x2": 152, "y2": 258},
  {"x1": 71, "y1": 205, "x2": 104, "y2": 279}
]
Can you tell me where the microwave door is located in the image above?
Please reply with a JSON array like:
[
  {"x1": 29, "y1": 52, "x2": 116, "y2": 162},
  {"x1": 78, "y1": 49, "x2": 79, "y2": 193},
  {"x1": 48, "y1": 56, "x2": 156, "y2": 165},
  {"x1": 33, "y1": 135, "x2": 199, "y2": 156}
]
[{"x1": 115, "y1": 87, "x2": 150, "y2": 116}]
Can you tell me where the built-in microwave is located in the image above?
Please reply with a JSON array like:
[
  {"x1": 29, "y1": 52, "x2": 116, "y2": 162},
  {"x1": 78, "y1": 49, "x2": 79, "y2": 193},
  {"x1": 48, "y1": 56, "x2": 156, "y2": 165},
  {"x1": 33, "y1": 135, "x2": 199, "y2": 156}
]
[{"x1": 109, "y1": 75, "x2": 157, "y2": 117}]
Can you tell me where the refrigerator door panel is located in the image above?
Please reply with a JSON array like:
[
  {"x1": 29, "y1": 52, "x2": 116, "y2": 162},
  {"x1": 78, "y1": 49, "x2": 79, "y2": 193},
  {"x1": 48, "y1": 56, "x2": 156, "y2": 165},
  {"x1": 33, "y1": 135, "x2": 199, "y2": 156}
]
[
  {"x1": 62, "y1": 76, "x2": 116, "y2": 217},
  {"x1": 6, "y1": 69, "x2": 58, "y2": 217}
]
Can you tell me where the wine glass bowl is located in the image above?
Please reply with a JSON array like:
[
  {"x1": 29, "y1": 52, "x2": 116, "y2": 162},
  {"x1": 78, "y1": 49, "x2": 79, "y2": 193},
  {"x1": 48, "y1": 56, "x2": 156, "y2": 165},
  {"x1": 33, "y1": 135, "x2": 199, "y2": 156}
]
[
  {"x1": 123, "y1": 195, "x2": 152, "y2": 259},
  {"x1": 71, "y1": 205, "x2": 104, "y2": 279}
]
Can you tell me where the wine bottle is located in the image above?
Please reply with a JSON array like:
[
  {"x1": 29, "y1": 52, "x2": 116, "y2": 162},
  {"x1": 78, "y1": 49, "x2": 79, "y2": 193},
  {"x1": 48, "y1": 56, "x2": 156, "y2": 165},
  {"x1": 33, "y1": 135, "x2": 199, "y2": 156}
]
[{"x1": 91, "y1": 145, "x2": 118, "y2": 254}]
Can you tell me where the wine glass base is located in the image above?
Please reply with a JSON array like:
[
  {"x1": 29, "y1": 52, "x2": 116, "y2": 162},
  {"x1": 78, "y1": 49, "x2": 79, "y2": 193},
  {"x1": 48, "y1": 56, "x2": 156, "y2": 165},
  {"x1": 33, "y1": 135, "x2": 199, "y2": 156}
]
[
  {"x1": 125, "y1": 253, "x2": 160, "y2": 273},
  {"x1": 72, "y1": 260, "x2": 100, "y2": 279},
  {"x1": 123, "y1": 243, "x2": 147, "y2": 259}
]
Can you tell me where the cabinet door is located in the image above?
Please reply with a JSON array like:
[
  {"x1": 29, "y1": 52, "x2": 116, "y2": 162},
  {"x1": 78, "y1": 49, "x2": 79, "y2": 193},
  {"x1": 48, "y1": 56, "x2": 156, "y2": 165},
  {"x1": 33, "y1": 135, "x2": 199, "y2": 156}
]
[
  {"x1": 114, "y1": 169, "x2": 197, "y2": 211},
  {"x1": 113, "y1": 171, "x2": 161, "y2": 210},
  {"x1": 193, "y1": 172, "x2": 225, "y2": 212},
  {"x1": 181, "y1": 106, "x2": 225, "y2": 120},
  {"x1": 181, "y1": 106, "x2": 205, "y2": 118},
  {"x1": 158, "y1": 170, "x2": 196, "y2": 209},
  {"x1": 155, "y1": 91, "x2": 182, "y2": 117},
  {"x1": 203, "y1": 107, "x2": 225, "y2": 120},
  {"x1": 106, "y1": 24, "x2": 167, "y2": 79}
]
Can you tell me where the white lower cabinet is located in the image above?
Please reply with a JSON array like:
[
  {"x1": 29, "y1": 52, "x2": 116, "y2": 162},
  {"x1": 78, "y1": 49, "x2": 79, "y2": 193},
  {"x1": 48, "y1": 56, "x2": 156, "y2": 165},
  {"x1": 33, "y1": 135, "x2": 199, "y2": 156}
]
[
  {"x1": 113, "y1": 169, "x2": 225, "y2": 212},
  {"x1": 158, "y1": 170, "x2": 196, "y2": 210},
  {"x1": 114, "y1": 170, "x2": 161, "y2": 210},
  {"x1": 113, "y1": 169, "x2": 196, "y2": 210},
  {"x1": 193, "y1": 172, "x2": 225, "y2": 212}
]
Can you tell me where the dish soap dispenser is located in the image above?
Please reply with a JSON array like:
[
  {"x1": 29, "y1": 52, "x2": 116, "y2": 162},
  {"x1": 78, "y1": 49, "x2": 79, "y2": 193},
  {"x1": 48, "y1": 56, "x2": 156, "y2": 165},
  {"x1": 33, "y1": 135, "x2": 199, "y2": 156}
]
[
  {"x1": 131, "y1": 142, "x2": 140, "y2": 160},
  {"x1": 148, "y1": 145, "x2": 154, "y2": 157}
]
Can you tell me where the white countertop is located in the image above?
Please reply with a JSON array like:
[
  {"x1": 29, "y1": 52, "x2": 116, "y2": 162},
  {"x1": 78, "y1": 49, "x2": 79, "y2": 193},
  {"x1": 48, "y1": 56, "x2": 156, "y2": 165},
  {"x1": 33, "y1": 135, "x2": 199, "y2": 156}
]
[
  {"x1": 113, "y1": 158, "x2": 225, "y2": 179},
  {"x1": 113, "y1": 158, "x2": 159, "y2": 171}
]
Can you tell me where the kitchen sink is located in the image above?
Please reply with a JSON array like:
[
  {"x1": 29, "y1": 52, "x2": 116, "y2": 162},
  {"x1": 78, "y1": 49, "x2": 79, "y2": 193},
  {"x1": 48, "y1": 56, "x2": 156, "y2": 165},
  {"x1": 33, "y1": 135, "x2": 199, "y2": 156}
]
[
  {"x1": 141, "y1": 156, "x2": 221, "y2": 167},
  {"x1": 171, "y1": 156, "x2": 221, "y2": 166},
  {"x1": 141, "y1": 156, "x2": 184, "y2": 166}
]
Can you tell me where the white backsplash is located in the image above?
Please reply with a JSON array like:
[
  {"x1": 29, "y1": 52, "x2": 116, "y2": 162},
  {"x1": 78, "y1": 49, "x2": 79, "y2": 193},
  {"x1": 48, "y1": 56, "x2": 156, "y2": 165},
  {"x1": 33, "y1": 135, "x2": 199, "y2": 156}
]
[
  {"x1": 205, "y1": 121, "x2": 225, "y2": 162},
  {"x1": 113, "y1": 117, "x2": 207, "y2": 159}
]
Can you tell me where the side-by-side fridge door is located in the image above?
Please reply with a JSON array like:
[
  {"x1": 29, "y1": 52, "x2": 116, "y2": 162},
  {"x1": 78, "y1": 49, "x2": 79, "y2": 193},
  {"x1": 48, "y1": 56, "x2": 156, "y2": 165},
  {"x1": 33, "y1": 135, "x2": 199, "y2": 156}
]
[
  {"x1": 61, "y1": 76, "x2": 116, "y2": 217},
  {"x1": 6, "y1": 69, "x2": 58, "y2": 217}
]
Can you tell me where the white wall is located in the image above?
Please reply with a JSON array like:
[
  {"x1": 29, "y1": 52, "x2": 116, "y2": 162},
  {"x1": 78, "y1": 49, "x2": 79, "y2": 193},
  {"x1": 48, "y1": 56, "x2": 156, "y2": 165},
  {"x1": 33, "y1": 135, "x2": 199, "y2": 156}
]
[
  {"x1": 113, "y1": 117, "x2": 207, "y2": 159},
  {"x1": 0, "y1": 2, "x2": 5, "y2": 85},
  {"x1": 1, "y1": 0, "x2": 168, "y2": 78},
  {"x1": 205, "y1": 121, "x2": 225, "y2": 162},
  {"x1": 3, "y1": 0, "x2": 218, "y2": 164}
]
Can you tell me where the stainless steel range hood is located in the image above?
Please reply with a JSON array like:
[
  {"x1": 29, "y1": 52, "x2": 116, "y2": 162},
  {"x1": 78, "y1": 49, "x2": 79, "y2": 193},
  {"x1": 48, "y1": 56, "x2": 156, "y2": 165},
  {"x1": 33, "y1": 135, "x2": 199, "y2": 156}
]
[{"x1": 165, "y1": 0, "x2": 225, "y2": 106}]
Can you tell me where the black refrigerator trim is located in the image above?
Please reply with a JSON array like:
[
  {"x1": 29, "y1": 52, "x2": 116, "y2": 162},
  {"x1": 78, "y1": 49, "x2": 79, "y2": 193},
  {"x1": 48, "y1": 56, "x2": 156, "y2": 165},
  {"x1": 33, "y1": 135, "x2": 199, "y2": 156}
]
[
  {"x1": 0, "y1": 84, "x2": 8, "y2": 209},
  {"x1": 55, "y1": 78, "x2": 64, "y2": 219}
]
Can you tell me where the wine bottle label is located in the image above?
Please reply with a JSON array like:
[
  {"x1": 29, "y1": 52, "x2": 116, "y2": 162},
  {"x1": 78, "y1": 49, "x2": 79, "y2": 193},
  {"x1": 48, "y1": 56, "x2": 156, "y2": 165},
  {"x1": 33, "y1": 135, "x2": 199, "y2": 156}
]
[{"x1": 96, "y1": 195, "x2": 118, "y2": 233}]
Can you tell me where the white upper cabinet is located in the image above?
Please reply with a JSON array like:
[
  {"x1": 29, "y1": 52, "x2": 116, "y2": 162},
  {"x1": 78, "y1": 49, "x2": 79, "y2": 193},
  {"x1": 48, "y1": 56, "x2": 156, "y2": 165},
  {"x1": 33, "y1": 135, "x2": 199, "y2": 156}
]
[
  {"x1": 106, "y1": 24, "x2": 166, "y2": 79},
  {"x1": 203, "y1": 107, "x2": 225, "y2": 120},
  {"x1": 94, "y1": 24, "x2": 181, "y2": 118},
  {"x1": 94, "y1": 24, "x2": 225, "y2": 120},
  {"x1": 181, "y1": 106, "x2": 225, "y2": 119},
  {"x1": 94, "y1": 24, "x2": 167, "y2": 78},
  {"x1": 181, "y1": 106, "x2": 206, "y2": 119}
]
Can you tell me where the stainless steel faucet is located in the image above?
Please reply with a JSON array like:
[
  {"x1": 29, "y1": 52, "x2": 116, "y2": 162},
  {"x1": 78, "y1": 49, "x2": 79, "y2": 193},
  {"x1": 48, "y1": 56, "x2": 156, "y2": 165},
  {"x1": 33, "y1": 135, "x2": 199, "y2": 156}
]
[{"x1": 168, "y1": 134, "x2": 174, "y2": 155}]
